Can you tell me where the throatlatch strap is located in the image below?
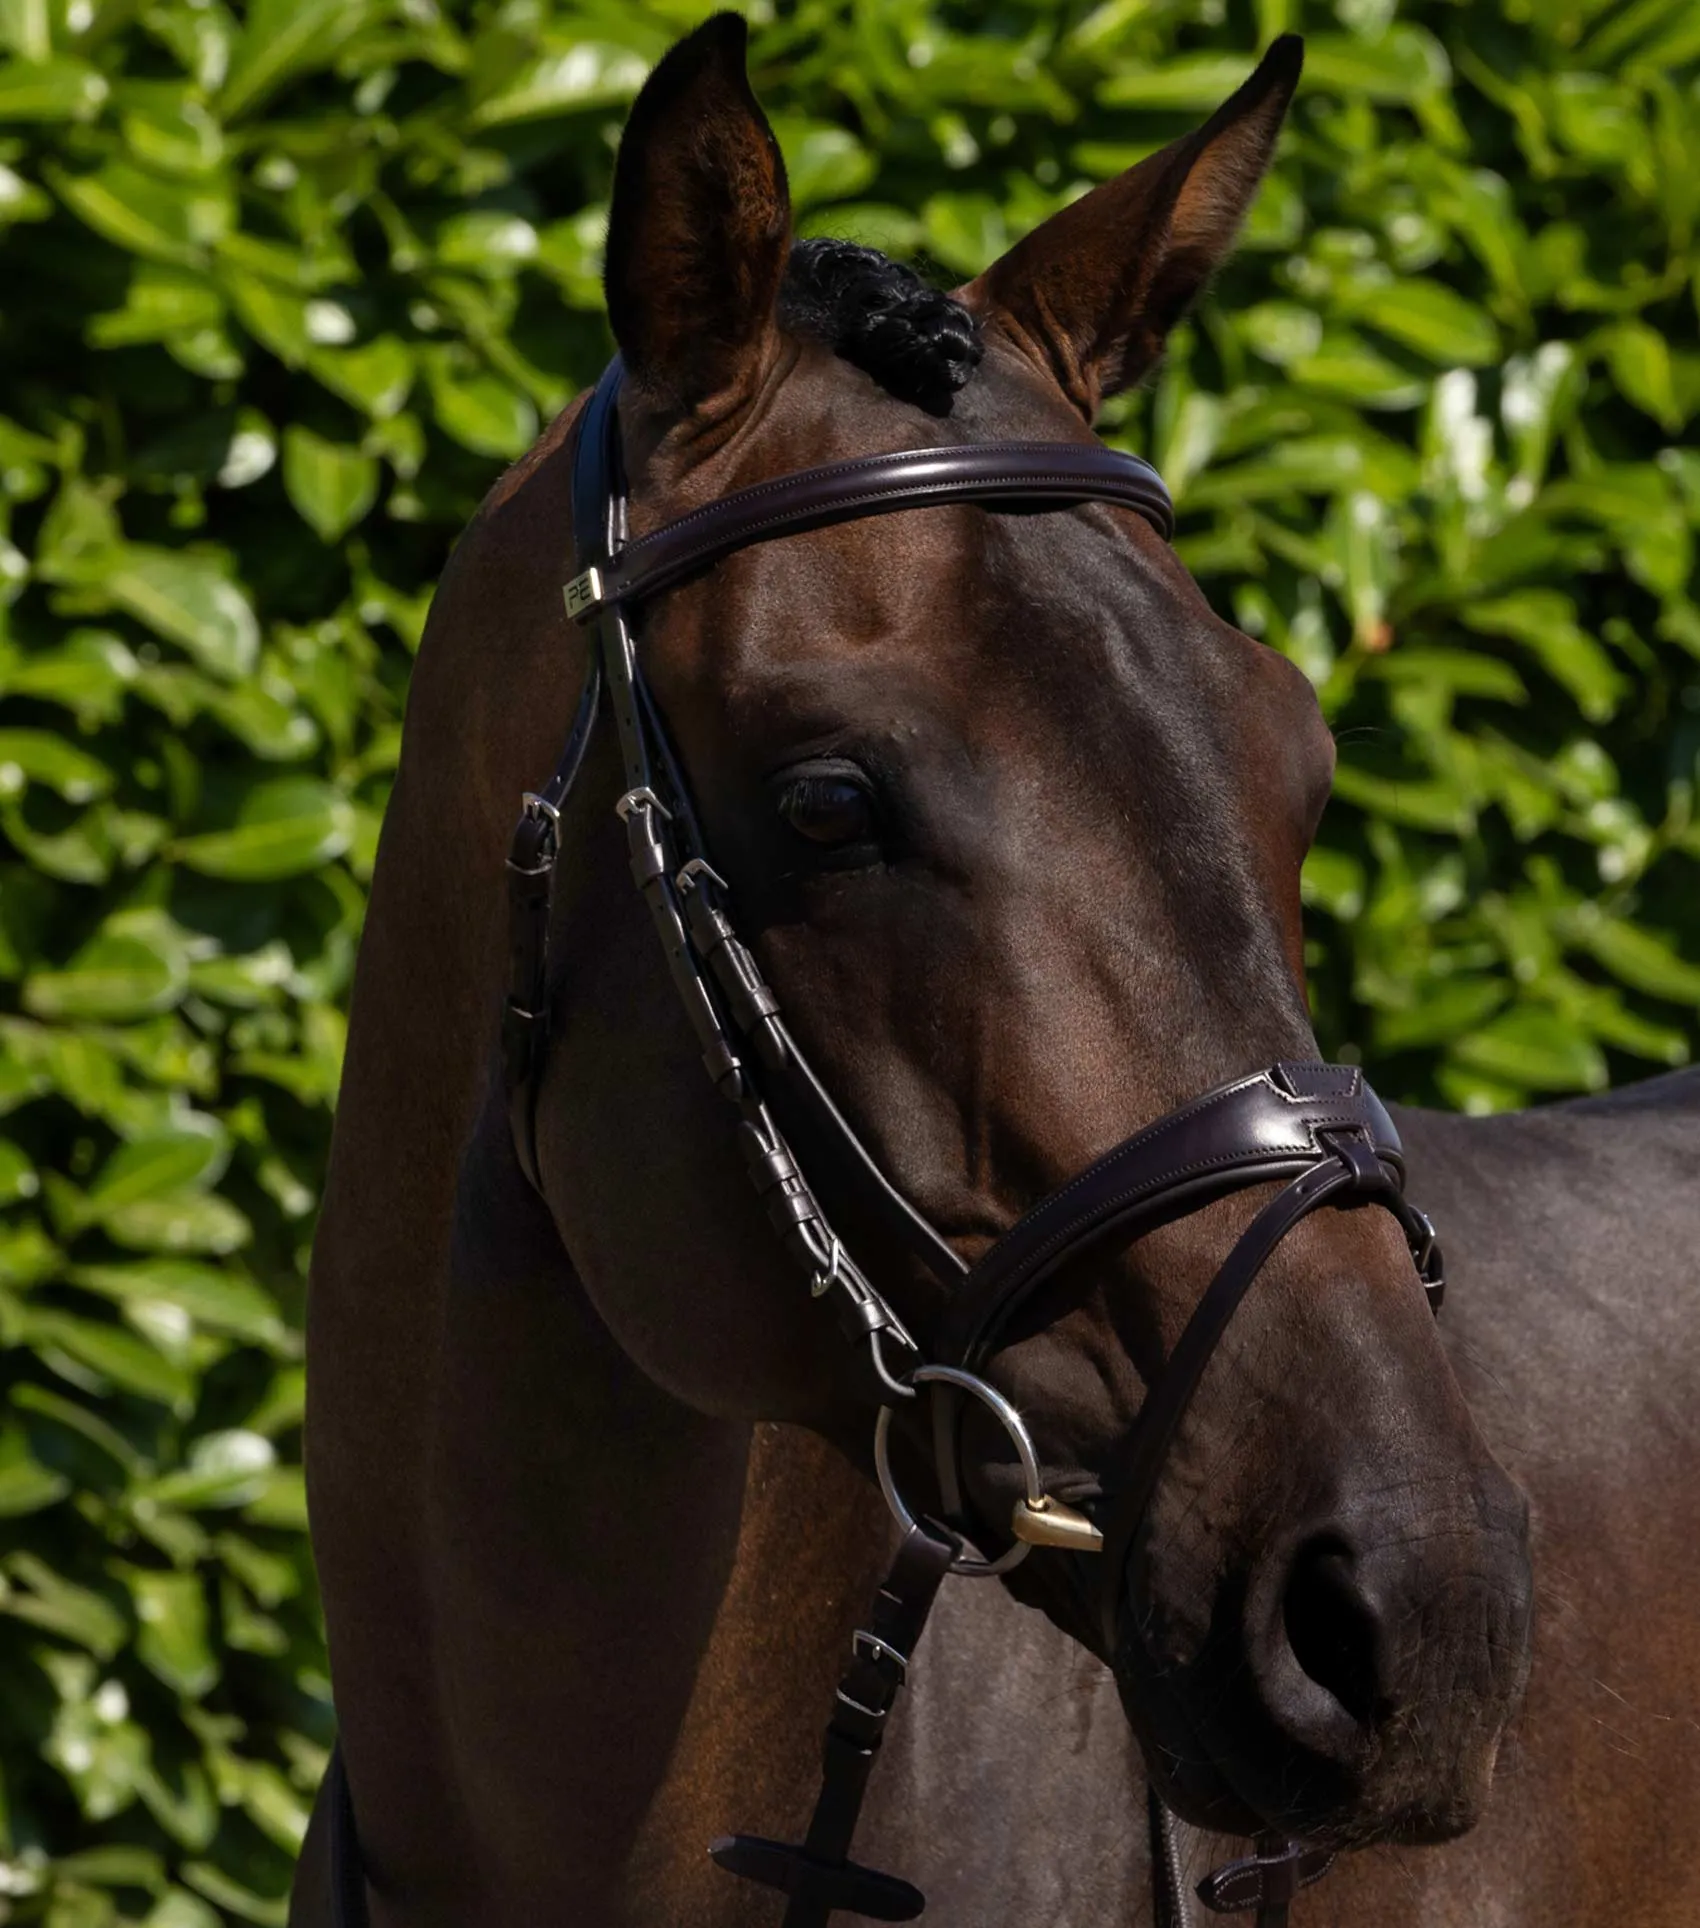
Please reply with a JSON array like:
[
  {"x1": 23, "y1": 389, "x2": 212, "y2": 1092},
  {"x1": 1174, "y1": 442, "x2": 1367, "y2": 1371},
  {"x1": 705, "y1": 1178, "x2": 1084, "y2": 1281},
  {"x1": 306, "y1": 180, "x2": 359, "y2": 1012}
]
[{"x1": 710, "y1": 1519, "x2": 959, "y2": 1926}]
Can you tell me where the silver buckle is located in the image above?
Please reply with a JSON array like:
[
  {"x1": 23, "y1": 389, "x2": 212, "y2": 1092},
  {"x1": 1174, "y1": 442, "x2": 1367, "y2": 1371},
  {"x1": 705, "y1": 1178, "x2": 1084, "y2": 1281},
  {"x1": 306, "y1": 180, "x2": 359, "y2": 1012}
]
[
  {"x1": 615, "y1": 786, "x2": 672, "y2": 823},
  {"x1": 852, "y1": 1629, "x2": 908, "y2": 1682},
  {"x1": 676, "y1": 857, "x2": 729, "y2": 895}
]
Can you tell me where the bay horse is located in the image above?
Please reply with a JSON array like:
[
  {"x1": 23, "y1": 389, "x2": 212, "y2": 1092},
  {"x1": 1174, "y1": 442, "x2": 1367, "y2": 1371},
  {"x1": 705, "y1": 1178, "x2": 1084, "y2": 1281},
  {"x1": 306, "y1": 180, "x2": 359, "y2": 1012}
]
[{"x1": 292, "y1": 16, "x2": 1700, "y2": 1926}]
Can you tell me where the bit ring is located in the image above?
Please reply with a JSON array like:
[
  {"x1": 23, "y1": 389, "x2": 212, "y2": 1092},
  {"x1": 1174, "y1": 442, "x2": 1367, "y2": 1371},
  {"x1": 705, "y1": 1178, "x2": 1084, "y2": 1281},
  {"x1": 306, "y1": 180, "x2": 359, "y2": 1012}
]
[{"x1": 873, "y1": 1365, "x2": 1044, "y2": 1578}]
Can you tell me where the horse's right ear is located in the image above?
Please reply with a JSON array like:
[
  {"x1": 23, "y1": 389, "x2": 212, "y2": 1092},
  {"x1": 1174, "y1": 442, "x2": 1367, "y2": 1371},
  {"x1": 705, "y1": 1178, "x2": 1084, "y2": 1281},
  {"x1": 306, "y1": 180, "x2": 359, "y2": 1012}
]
[{"x1": 604, "y1": 14, "x2": 792, "y2": 412}]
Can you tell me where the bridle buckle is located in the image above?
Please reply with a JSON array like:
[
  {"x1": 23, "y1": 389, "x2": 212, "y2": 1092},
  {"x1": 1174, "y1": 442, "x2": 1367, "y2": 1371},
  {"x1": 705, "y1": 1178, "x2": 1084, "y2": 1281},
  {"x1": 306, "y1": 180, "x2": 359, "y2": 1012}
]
[{"x1": 615, "y1": 784, "x2": 672, "y2": 823}]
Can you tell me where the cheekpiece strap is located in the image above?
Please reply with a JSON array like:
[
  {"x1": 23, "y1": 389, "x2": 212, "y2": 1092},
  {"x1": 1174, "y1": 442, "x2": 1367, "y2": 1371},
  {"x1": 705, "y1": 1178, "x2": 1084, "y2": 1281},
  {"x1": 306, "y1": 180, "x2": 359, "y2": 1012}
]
[{"x1": 499, "y1": 360, "x2": 624, "y2": 1191}]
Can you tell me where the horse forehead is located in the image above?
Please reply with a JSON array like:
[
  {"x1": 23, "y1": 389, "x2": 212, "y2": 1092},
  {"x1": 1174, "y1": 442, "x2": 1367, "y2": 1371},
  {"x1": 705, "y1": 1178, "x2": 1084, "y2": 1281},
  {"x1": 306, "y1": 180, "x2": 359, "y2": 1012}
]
[{"x1": 634, "y1": 339, "x2": 1225, "y2": 722}]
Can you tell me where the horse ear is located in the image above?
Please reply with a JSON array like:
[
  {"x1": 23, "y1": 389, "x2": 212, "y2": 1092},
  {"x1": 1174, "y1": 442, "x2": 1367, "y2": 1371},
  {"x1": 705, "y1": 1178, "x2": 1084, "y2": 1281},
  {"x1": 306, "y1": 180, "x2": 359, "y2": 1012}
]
[
  {"x1": 604, "y1": 13, "x2": 792, "y2": 410},
  {"x1": 961, "y1": 36, "x2": 1303, "y2": 421}
]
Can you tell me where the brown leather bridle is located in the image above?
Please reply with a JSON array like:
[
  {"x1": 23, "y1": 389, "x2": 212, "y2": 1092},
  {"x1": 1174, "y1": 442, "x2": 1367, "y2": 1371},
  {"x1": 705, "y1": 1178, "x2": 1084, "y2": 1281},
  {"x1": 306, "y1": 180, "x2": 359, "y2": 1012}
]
[{"x1": 323, "y1": 357, "x2": 1445, "y2": 1928}]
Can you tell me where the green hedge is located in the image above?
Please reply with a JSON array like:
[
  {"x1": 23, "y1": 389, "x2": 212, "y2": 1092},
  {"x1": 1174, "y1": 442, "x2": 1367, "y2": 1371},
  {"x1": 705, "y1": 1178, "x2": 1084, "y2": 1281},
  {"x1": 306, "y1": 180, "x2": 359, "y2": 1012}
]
[{"x1": 1, "y1": 0, "x2": 1697, "y2": 1919}]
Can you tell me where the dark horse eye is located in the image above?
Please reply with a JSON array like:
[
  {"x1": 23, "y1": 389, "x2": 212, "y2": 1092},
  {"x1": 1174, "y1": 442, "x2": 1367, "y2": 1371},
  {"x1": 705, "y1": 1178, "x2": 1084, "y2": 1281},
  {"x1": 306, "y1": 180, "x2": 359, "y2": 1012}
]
[{"x1": 777, "y1": 770, "x2": 877, "y2": 848}]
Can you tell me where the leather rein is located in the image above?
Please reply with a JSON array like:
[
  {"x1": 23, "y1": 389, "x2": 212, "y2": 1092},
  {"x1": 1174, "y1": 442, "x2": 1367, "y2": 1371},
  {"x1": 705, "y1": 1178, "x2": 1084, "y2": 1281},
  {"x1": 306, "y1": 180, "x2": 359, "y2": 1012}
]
[{"x1": 325, "y1": 357, "x2": 1446, "y2": 1928}]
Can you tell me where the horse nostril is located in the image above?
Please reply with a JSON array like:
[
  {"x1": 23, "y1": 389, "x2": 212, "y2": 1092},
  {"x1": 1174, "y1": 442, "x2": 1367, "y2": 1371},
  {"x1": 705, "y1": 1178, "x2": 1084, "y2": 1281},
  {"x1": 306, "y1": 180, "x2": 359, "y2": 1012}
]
[{"x1": 1281, "y1": 1537, "x2": 1384, "y2": 1730}]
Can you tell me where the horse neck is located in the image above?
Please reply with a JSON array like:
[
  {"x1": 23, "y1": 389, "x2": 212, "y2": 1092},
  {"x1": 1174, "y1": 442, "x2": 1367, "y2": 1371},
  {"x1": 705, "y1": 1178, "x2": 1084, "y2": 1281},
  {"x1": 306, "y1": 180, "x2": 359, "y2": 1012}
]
[{"x1": 439, "y1": 1107, "x2": 896, "y2": 1916}]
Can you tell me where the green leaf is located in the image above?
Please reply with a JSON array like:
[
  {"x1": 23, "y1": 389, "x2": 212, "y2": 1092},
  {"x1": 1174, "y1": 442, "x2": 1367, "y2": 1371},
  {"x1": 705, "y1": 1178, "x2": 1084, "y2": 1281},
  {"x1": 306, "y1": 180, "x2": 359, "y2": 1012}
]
[
  {"x1": 1099, "y1": 53, "x2": 1255, "y2": 109},
  {"x1": 1301, "y1": 28, "x2": 1450, "y2": 103},
  {"x1": 0, "y1": 57, "x2": 109, "y2": 121},
  {"x1": 171, "y1": 776, "x2": 354, "y2": 880},
  {"x1": 1301, "y1": 846, "x2": 1366, "y2": 919},
  {"x1": 1332, "y1": 762, "x2": 1476, "y2": 834},
  {"x1": 242, "y1": 1465, "x2": 307, "y2": 1531},
  {"x1": 1239, "y1": 303, "x2": 1323, "y2": 366},
  {"x1": 1450, "y1": 1006, "x2": 1609, "y2": 1093},
  {"x1": 282, "y1": 427, "x2": 380, "y2": 542},
  {"x1": 122, "y1": 90, "x2": 224, "y2": 180},
  {"x1": 134, "y1": 1430, "x2": 275, "y2": 1512},
  {"x1": 45, "y1": 1651, "x2": 151, "y2": 1822},
  {"x1": 108, "y1": 547, "x2": 259, "y2": 680},
  {"x1": 434, "y1": 210, "x2": 539, "y2": 274},
  {"x1": 70, "y1": 1259, "x2": 289, "y2": 1348},
  {"x1": 1366, "y1": 649, "x2": 1527, "y2": 703},
  {"x1": 144, "y1": 1892, "x2": 223, "y2": 1928},
  {"x1": 3, "y1": 629, "x2": 137, "y2": 725},
  {"x1": 12, "y1": 1381, "x2": 151, "y2": 1479},
  {"x1": 0, "y1": 1425, "x2": 71, "y2": 1516},
  {"x1": 122, "y1": 1567, "x2": 217, "y2": 1698},
  {"x1": 1575, "y1": 917, "x2": 1700, "y2": 1004},
  {"x1": 1374, "y1": 978, "x2": 1509, "y2": 1052},
  {"x1": 1290, "y1": 337, "x2": 1427, "y2": 410},
  {"x1": 1347, "y1": 280, "x2": 1500, "y2": 367},
  {"x1": 23, "y1": 916, "x2": 190, "y2": 1023},
  {"x1": 84, "y1": 1120, "x2": 229, "y2": 1223},
  {"x1": 1601, "y1": 322, "x2": 1683, "y2": 431},
  {"x1": 422, "y1": 352, "x2": 537, "y2": 460},
  {"x1": 220, "y1": 0, "x2": 377, "y2": 119},
  {"x1": 0, "y1": 728, "x2": 112, "y2": 804},
  {"x1": 0, "y1": 1136, "x2": 37, "y2": 1204},
  {"x1": 87, "y1": 266, "x2": 224, "y2": 350},
  {"x1": 24, "y1": 1308, "x2": 193, "y2": 1405},
  {"x1": 771, "y1": 118, "x2": 876, "y2": 208},
  {"x1": 310, "y1": 337, "x2": 413, "y2": 419},
  {"x1": 206, "y1": 680, "x2": 319, "y2": 760},
  {"x1": 49, "y1": 1844, "x2": 165, "y2": 1889},
  {"x1": 0, "y1": 1213, "x2": 62, "y2": 1289},
  {"x1": 100, "y1": 1190, "x2": 251, "y2": 1258},
  {"x1": 1461, "y1": 592, "x2": 1625, "y2": 722},
  {"x1": 0, "y1": 1553, "x2": 127, "y2": 1656},
  {"x1": 49, "y1": 161, "x2": 230, "y2": 267},
  {"x1": 469, "y1": 38, "x2": 651, "y2": 127},
  {"x1": 920, "y1": 193, "x2": 1010, "y2": 277},
  {"x1": 222, "y1": 267, "x2": 311, "y2": 365}
]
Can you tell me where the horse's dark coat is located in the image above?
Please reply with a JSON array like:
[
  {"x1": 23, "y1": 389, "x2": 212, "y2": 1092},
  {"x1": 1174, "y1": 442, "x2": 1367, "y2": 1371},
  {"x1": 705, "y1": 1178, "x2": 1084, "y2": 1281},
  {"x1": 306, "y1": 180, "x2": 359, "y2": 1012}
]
[{"x1": 290, "y1": 17, "x2": 1696, "y2": 1926}]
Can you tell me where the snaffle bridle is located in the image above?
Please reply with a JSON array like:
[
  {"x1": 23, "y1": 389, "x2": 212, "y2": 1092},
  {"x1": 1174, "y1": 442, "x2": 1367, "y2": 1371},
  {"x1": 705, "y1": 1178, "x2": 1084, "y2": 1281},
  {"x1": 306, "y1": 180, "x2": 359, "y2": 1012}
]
[{"x1": 324, "y1": 356, "x2": 1445, "y2": 1928}]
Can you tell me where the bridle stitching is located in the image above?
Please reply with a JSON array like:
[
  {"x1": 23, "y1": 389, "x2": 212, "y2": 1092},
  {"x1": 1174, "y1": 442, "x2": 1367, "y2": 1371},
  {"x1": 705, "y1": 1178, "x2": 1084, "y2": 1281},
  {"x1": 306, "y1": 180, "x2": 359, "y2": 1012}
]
[{"x1": 970, "y1": 1092, "x2": 1385, "y2": 1279}]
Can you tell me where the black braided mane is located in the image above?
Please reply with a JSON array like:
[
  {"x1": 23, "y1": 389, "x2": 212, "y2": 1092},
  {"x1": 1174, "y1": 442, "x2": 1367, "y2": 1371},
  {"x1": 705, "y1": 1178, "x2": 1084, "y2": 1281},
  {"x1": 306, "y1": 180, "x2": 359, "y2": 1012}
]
[{"x1": 780, "y1": 238, "x2": 984, "y2": 416}]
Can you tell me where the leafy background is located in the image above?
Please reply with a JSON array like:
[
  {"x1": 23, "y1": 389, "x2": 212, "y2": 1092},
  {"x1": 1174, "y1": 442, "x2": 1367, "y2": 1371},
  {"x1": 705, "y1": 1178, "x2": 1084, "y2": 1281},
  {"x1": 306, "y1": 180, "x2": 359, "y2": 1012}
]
[{"x1": 1, "y1": 0, "x2": 1697, "y2": 1917}]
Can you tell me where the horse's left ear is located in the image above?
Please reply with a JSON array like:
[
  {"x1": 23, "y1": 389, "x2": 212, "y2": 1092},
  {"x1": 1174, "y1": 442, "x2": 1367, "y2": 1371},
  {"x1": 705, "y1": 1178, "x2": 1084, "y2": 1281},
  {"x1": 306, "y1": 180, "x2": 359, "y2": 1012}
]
[{"x1": 961, "y1": 36, "x2": 1302, "y2": 421}]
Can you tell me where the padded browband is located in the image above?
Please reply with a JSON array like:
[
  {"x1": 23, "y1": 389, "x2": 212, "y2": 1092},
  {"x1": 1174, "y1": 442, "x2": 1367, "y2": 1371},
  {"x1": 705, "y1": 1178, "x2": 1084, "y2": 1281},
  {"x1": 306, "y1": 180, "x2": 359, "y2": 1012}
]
[
  {"x1": 567, "y1": 439, "x2": 1174, "y2": 620},
  {"x1": 939, "y1": 1063, "x2": 1406, "y2": 1371}
]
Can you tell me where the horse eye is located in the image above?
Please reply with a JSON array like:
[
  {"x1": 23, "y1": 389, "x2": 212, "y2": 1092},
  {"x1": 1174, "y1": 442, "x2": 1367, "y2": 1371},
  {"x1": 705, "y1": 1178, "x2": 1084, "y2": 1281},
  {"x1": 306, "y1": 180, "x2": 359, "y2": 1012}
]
[{"x1": 777, "y1": 772, "x2": 877, "y2": 847}]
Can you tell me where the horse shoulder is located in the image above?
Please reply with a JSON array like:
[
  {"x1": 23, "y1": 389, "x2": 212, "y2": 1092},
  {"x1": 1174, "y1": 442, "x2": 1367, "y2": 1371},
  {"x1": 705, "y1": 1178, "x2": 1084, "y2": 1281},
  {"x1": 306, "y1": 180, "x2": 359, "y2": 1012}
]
[{"x1": 1386, "y1": 1078, "x2": 1700, "y2": 1928}]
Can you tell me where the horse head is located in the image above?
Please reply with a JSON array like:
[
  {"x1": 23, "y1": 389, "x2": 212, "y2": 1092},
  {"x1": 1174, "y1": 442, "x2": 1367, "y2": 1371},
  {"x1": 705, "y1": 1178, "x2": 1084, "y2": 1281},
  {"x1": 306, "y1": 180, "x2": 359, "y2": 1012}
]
[{"x1": 539, "y1": 11, "x2": 1534, "y2": 1863}]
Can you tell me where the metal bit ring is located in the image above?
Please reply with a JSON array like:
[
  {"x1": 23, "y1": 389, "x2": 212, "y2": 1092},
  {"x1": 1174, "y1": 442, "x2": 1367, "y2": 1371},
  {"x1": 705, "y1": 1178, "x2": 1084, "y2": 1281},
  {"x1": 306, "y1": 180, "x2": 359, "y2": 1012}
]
[{"x1": 872, "y1": 1365, "x2": 1044, "y2": 1577}]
